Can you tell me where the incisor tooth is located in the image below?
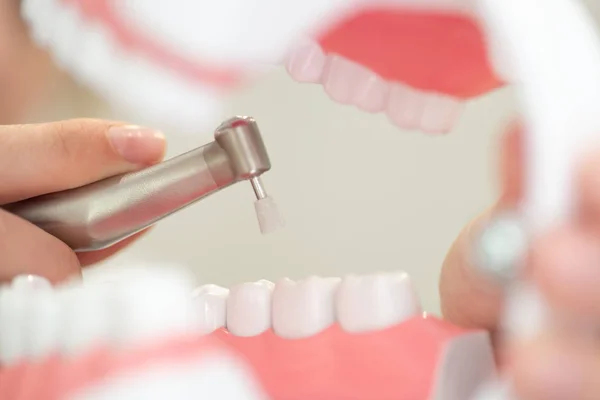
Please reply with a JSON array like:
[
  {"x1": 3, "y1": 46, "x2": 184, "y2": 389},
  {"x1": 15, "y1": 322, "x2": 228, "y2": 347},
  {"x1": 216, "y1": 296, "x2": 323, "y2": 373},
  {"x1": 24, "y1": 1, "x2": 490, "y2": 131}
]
[
  {"x1": 336, "y1": 271, "x2": 421, "y2": 333},
  {"x1": 272, "y1": 276, "x2": 339, "y2": 339},
  {"x1": 191, "y1": 284, "x2": 229, "y2": 334},
  {"x1": 0, "y1": 288, "x2": 26, "y2": 365},
  {"x1": 386, "y1": 84, "x2": 428, "y2": 130},
  {"x1": 26, "y1": 291, "x2": 60, "y2": 361},
  {"x1": 227, "y1": 280, "x2": 273, "y2": 337},
  {"x1": 112, "y1": 271, "x2": 198, "y2": 348},
  {"x1": 286, "y1": 39, "x2": 327, "y2": 83},
  {"x1": 419, "y1": 94, "x2": 464, "y2": 134},
  {"x1": 60, "y1": 285, "x2": 111, "y2": 357},
  {"x1": 322, "y1": 55, "x2": 389, "y2": 112}
]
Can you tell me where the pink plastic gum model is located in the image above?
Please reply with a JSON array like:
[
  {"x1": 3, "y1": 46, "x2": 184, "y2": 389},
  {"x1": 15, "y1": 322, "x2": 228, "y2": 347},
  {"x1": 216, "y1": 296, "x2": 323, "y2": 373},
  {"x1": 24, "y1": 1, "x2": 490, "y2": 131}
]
[
  {"x1": 5, "y1": 0, "x2": 600, "y2": 399},
  {"x1": 0, "y1": 271, "x2": 495, "y2": 400}
]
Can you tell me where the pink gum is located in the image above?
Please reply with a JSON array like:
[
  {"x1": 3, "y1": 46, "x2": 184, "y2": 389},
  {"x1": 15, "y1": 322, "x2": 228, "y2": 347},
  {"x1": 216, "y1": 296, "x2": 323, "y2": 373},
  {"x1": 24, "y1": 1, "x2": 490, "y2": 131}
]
[{"x1": 0, "y1": 315, "x2": 493, "y2": 400}]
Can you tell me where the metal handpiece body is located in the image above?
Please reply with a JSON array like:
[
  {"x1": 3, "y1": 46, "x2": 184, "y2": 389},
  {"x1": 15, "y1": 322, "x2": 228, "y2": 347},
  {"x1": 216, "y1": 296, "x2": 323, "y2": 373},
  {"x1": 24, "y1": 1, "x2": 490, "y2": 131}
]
[{"x1": 5, "y1": 116, "x2": 271, "y2": 252}]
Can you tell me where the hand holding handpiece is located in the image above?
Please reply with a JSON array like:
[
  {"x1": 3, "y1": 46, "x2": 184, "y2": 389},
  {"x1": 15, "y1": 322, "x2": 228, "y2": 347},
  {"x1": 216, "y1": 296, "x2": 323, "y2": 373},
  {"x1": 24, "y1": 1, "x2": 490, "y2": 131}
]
[{"x1": 0, "y1": 119, "x2": 166, "y2": 284}]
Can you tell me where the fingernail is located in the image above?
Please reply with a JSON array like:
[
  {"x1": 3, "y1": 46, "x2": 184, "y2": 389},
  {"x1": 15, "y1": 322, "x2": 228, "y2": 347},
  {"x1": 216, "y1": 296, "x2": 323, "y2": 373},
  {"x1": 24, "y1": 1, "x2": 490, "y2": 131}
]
[
  {"x1": 517, "y1": 344, "x2": 583, "y2": 400},
  {"x1": 107, "y1": 125, "x2": 166, "y2": 165}
]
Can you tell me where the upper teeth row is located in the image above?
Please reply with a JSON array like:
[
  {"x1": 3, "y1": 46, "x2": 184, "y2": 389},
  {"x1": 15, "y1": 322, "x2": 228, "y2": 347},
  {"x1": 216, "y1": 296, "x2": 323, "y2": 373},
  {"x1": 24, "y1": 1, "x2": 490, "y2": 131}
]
[
  {"x1": 0, "y1": 269, "x2": 421, "y2": 367},
  {"x1": 285, "y1": 39, "x2": 465, "y2": 134}
]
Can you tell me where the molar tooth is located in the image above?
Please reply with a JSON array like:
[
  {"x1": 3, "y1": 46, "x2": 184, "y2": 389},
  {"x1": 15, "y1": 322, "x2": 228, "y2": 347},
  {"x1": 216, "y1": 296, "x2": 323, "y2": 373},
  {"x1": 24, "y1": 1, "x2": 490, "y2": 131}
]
[
  {"x1": 48, "y1": 3, "x2": 84, "y2": 68},
  {"x1": 272, "y1": 276, "x2": 339, "y2": 339},
  {"x1": 386, "y1": 84, "x2": 428, "y2": 131},
  {"x1": 419, "y1": 94, "x2": 464, "y2": 134},
  {"x1": 26, "y1": 290, "x2": 60, "y2": 361},
  {"x1": 336, "y1": 271, "x2": 421, "y2": 333},
  {"x1": 112, "y1": 270, "x2": 198, "y2": 349},
  {"x1": 191, "y1": 284, "x2": 229, "y2": 334},
  {"x1": 59, "y1": 285, "x2": 111, "y2": 357},
  {"x1": 0, "y1": 287, "x2": 26, "y2": 365},
  {"x1": 285, "y1": 39, "x2": 327, "y2": 83},
  {"x1": 226, "y1": 280, "x2": 273, "y2": 337}
]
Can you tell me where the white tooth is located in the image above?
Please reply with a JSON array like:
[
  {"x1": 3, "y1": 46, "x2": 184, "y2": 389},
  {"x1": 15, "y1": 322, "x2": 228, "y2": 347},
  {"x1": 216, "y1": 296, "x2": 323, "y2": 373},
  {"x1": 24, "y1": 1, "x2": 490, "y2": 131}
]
[
  {"x1": 26, "y1": 290, "x2": 60, "y2": 361},
  {"x1": 272, "y1": 276, "x2": 339, "y2": 339},
  {"x1": 336, "y1": 271, "x2": 421, "y2": 333},
  {"x1": 70, "y1": 353, "x2": 268, "y2": 400},
  {"x1": 286, "y1": 39, "x2": 327, "y2": 83},
  {"x1": 11, "y1": 275, "x2": 52, "y2": 291},
  {"x1": 191, "y1": 284, "x2": 229, "y2": 334},
  {"x1": 59, "y1": 285, "x2": 111, "y2": 357},
  {"x1": 113, "y1": 270, "x2": 198, "y2": 348},
  {"x1": 322, "y1": 55, "x2": 389, "y2": 112},
  {"x1": 386, "y1": 84, "x2": 428, "y2": 130},
  {"x1": 111, "y1": 52, "x2": 223, "y2": 135},
  {"x1": 226, "y1": 280, "x2": 273, "y2": 337},
  {"x1": 0, "y1": 288, "x2": 25, "y2": 365},
  {"x1": 354, "y1": 75, "x2": 390, "y2": 114},
  {"x1": 22, "y1": 0, "x2": 62, "y2": 46},
  {"x1": 419, "y1": 94, "x2": 464, "y2": 134},
  {"x1": 48, "y1": 3, "x2": 84, "y2": 68},
  {"x1": 76, "y1": 23, "x2": 121, "y2": 97}
]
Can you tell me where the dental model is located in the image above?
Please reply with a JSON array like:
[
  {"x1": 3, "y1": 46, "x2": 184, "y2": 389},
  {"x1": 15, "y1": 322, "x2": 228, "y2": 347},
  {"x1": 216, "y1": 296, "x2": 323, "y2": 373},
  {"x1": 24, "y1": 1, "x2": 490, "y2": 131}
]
[
  {"x1": 0, "y1": 270, "x2": 496, "y2": 400},
  {"x1": 7, "y1": 0, "x2": 600, "y2": 399}
]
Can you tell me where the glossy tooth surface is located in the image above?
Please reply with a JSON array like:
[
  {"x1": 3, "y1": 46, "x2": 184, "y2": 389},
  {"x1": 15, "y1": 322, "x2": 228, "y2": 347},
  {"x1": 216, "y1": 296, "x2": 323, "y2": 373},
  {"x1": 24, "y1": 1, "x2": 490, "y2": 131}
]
[
  {"x1": 23, "y1": 0, "x2": 223, "y2": 135},
  {"x1": 336, "y1": 271, "x2": 421, "y2": 333},
  {"x1": 227, "y1": 280, "x2": 273, "y2": 337},
  {"x1": 191, "y1": 284, "x2": 229, "y2": 334},
  {"x1": 26, "y1": 290, "x2": 60, "y2": 361},
  {"x1": 386, "y1": 83, "x2": 429, "y2": 130},
  {"x1": 272, "y1": 276, "x2": 339, "y2": 339},
  {"x1": 113, "y1": 271, "x2": 199, "y2": 348},
  {"x1": 420, "y1": 94, "x2": 464, "y2": 134},
  {"x1": 0, "y1": 288, "x2": 26, "y2": 365},
  {"x1": 286, "y1": 39, "x2": 327, "y2": 83},
  {"x1": 322, "y1": 55, "x2": 389, "y2": 112},
  {"x1": 50, "y1": 3, "x2": 84, "y2": 68},
  {"x1": 60, "y1": 285, "x2": 111, "y2": 357},
  {"x1": 77, "y1": 23, "x2": 120, "y2": 96},
  {"x1": 71, "y1": 353, "x2": 268, "y2": 400}
]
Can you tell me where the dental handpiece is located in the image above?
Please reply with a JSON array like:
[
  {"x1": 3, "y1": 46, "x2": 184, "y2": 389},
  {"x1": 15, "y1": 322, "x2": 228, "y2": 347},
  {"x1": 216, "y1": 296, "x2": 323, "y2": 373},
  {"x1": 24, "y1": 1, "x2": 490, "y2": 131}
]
[{"x1": 4, "y1": 116, "x2": 283, "y2": 252}]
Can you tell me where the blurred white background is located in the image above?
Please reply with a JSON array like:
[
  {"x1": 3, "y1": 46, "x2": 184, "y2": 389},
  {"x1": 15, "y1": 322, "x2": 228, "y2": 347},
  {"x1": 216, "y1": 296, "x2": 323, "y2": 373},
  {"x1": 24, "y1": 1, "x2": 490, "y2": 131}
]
[{"x1": 25, "y1": 0, "x2": 600, "y2": 314}]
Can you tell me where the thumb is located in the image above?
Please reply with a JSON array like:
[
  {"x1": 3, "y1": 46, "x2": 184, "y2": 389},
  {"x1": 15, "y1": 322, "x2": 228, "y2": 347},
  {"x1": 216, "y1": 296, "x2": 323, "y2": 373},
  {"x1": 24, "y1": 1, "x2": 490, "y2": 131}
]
[
  {"x1": 439, "y1": 122, "x2": 523, "y2": 330},
  {"x1": 0, "y1": 119, "x2": 166, "y2": 204}
]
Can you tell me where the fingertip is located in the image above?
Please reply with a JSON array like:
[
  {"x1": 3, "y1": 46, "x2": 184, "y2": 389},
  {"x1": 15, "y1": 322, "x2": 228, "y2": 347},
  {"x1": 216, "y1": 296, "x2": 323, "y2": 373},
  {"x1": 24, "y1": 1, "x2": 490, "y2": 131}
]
[{"x1": 439, "y1": 209, "x2": 505, "y2": 330}]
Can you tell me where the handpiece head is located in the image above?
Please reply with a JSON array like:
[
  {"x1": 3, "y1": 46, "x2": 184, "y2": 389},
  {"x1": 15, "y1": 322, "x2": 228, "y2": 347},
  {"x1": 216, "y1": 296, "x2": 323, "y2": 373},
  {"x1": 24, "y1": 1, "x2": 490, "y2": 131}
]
[
  {"x1": 215, "y1": 116, "x2": 284, "y2": 234},
  {"x1": 214, "y1": 116, "x2": 271, "y2": 181}
]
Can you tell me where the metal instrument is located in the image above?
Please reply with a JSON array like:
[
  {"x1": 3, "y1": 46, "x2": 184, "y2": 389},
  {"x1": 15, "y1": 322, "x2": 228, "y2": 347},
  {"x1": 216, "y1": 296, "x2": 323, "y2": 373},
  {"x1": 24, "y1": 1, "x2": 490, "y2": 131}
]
[{"x1": 5, "y1": 116, "x2": 273, "y2": 252}]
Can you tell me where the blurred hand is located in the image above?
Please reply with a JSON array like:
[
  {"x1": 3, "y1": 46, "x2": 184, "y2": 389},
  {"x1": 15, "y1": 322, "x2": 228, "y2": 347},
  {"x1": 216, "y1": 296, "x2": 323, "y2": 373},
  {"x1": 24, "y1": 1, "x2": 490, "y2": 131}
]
[
  {"x1": 0, "y1": 119, "x2": 166, "y2": 284},
  {"x1": 440, "y1": 123, "x2": 600, "y2": 399}
]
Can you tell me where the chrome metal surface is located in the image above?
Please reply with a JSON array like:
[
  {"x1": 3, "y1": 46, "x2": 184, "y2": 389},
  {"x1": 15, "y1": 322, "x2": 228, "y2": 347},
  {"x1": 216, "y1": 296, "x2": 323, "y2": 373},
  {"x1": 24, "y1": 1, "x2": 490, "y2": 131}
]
[
  {"x1": 5, "y1": 116, "x2": 272, "y2": 252},
  {"x1": 250, "y1": 177, "x2": 267, "y2": 200}
]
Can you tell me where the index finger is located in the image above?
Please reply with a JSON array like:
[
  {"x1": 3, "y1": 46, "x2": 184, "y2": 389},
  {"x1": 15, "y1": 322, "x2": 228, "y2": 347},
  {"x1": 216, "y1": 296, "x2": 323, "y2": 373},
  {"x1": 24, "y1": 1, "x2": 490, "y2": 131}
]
[{"x1": 0, "y1": 119, "x2": 166, "y2": 204}]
